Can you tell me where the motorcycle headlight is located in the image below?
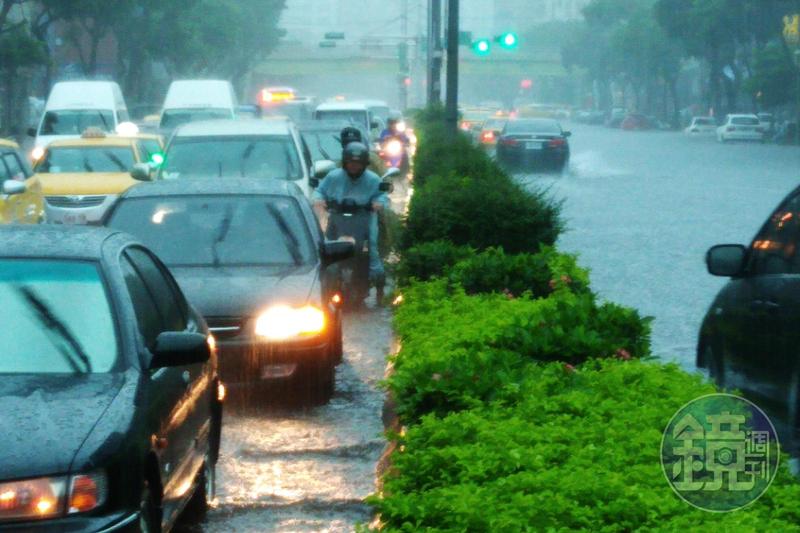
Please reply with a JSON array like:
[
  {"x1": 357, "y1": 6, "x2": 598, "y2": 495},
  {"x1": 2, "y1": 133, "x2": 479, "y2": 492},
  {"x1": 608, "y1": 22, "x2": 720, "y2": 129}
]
[
  {"x1": 386, "y1": 140, "x2": 403, "y2": 157},
  {"x1": 0, "y1": 471, "x2": 106, "y2": 521},
  {"x1": 30, "y1": 146, "x2": 45, "y2": 162},
  {"x1": 396, "y1": 121, "x2": 407, "y2": 133},
  {"x1": 254, "y1": 305, "x2": 326, "y2": 341}
]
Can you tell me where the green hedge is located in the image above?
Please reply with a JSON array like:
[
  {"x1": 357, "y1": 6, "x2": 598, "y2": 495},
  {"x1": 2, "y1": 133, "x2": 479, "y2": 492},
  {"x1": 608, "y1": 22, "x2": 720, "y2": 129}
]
[
  {"x1": 389, "y1": 280, "x2": 651, "y2": 423},
  {"x1": 394, "y1": 240, "x2": 475, "y2": 286},
  {"x1": 372, "y1": 359, "x2": 800, "y2": 532}
]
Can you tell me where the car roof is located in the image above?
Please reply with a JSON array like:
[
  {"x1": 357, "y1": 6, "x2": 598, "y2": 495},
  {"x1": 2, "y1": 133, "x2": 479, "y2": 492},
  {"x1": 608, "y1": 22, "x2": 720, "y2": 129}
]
[
  {"x1": 297, "y1": 119, "x2": 360, "y2": 131},
  {"x1": 0, "y1": 225, "x2": 133, "y2": 259},
  {"x1": 47, "y1": 136, "x2": 136, "y2": 148},
  {"x1": 728, "y1": 114, "x2": 758, "y2": 118},
  {"x1": 316, "y1": 102, "x2": 369, "y2": 112},
  {"x1": 351, "y1": 99, "x2": 388, "y2": 108},
  {"x1": 119, "y1": 177, "x2": 298, "y2": 200},
  {"x1": 173, "y1": 118, "x2": 291, "y2": 137}
]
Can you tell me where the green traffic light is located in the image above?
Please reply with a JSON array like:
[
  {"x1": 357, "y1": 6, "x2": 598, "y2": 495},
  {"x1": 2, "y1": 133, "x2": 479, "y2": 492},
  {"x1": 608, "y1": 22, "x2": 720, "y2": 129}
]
[
  {"x1": 499, "y1": 32, "x2": 518, "y2": 49},
  {"x1": 473, "y1": 39, "x2": 490, "y2": 55}
]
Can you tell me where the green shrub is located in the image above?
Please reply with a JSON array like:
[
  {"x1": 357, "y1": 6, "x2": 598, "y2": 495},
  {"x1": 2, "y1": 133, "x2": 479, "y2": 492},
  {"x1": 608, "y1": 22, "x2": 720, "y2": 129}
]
[
  {"x1": 402, "y1": 172, "x2": 562, "y2": 255},
  {"x1": 395, "y1": 240, "x2": 475, "y2": 285},
  {"x1": 448, "y1": 246, "x2": 591, "y2": 297},
  {"x1": 390, "y1": 280, "x2": 652, "y2": 422},
  {"x1": 372, "y1": 359, "x2": 800, "y2": 532},
  {"x1": 412, "y1": 124, "x2": 495, "y2": 189}
]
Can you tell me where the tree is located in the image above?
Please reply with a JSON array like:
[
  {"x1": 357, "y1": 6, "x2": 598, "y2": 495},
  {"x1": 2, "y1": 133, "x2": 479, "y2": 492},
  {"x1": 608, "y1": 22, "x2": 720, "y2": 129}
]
[{"x1": 743, "y1": 41, "x2": 798, "y2": 109}]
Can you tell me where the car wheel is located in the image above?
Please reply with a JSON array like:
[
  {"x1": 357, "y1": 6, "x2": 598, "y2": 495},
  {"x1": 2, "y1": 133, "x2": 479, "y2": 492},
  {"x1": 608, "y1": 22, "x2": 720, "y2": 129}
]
[
  {"x1": 333, "y1": 315, "x2": 343, "y2": 364},
  {"x1": 706, "y1": 346, "x2": 726, "y2": 389},
  {"x1": 139, "y1": 484, "x2": 161, "y2": 533}
]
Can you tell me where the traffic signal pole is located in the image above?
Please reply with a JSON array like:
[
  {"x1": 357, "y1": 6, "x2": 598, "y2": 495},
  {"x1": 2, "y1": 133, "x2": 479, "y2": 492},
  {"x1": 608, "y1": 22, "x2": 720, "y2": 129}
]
[{"x1": 445, "y1": 0, "x2": 459, "y2": 137}]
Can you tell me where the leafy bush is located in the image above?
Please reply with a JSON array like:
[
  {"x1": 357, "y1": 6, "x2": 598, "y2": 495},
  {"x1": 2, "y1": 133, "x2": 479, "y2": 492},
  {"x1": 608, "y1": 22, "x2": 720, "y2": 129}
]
[
  {"x1": 372, "y1": 359, "x2": 800, "y2": 531},
  {"x1": 402, "y1": 172, "x2": 562, "y2": 255},
  {"x1": 412, "y1": 124, "x2": 496, "y2": 189},
  {"x1": 448, "y1": 246, "x2": 591, "y2": 297},
  {"x1": 395, "y1": 240, "x2": 474, "y2": 285},
  {"x1": 390, "y1": 280, "x2": 652, "y2": 422}
]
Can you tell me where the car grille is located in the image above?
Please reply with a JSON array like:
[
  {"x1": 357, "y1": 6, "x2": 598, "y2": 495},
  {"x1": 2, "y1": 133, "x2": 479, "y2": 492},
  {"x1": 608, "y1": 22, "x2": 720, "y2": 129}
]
[
  {"x1": 46, "y1": 195, "x2": 106, "y2": 208},
  {"x1": 207, "y1": 317, "x2": 245, "y2": 339}
]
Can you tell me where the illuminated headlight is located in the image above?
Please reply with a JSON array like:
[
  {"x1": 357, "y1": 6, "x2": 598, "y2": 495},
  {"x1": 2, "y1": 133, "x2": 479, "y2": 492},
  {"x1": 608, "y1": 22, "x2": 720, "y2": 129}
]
[
  {"x1": 396, "y1": 121, "x2": 407, "y2": 133},
  {"x1": 254, "y1": 305, "x2": 326, "y2": 340},
  {"x1": 114, "y1": 121, "x2": 139, "y2": 136},
  {"x1": 0, "y1": 472, "x2": 106, "y2": 521},
  {"x1": 30, "y1": 146, "x2": 45, "y2": 161},
  {"x1": 385, "y1": 140, "x2": 403, "y2": 157}
]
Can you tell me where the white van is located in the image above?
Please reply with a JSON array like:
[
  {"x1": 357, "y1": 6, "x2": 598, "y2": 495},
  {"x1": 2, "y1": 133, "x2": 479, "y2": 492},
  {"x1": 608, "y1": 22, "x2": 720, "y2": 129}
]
[
  {"x1": 313, "y1": 101, "x2": 379, "y2": 141},
  {"x1": 159, "y1": 80, "x2": 237, "y2": 133},
  {"x1": 30, "y1": 81, "x2": 128, "y2": 159}
]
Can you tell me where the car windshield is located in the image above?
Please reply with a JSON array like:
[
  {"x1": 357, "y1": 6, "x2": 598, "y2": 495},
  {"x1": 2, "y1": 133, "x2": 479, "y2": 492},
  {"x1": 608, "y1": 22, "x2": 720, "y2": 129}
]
[
  {"x1": 301, "y1": 130, "x2": 342, "y2": 162},
  {"x1": 506, "y1": 119, "x2": 561, "y2": 134},
  {"x1": 107, "y1": 195, "x2": 315, "y2": 267},
  {"x1": 160, "y1": 108, "x2": 232, "y2": 129},
  {"x1": 35, "y1": 146, "x2": 135, "y2": 173},
  {"x1": 0, "y1": 259, "x2": 118, "y2": 374},
  {"x1": 160, "y1": 136, "x2": 302, "y2": 180},
  {"x1": 316, "y1": 110, "x2": 368, "y2": 130},
  {"x1": 732, "y1": 116, "x2": 759, "y2": 125},
  {"x1": 368, "y1": 106, "x2": 390, "y2": 122},
  {"x1": 40, "y1": 110, "x2": 115, "y2": 135}
]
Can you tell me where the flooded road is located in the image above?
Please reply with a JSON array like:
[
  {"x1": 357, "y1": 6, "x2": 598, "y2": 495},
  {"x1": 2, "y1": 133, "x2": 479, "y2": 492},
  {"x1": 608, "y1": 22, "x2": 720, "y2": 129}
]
[
  {"x1": 189, "y1": 304, "x2": 392, "y2": 532},
  {"x1": 519, "y1": 124, "x2": 800, "y2": 369}
]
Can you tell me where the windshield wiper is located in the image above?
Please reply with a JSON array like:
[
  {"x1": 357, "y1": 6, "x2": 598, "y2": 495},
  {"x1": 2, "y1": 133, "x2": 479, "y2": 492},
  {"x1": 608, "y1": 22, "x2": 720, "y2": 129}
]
[
  {"x1": 241, "y1": 141, "x2": 255, "y2": 177},
  {"x1": 14, "y1": 285, "x2": 93, "y2": 373},
  {"x1": 265, "y1": 203, "x2": 304, "y2": 266},
  {"x1": 96, "y1": 111, "x2": 109, "y2": 131},
  {"x1": 211, "y1": 204, "x2": 234, "y2": 268},
  {"x1": 104, "y1": 150, "x2": 126, "y2": 171},
  {"x1": 82, "y1": 157, "x2": 94, "y2": 172}
]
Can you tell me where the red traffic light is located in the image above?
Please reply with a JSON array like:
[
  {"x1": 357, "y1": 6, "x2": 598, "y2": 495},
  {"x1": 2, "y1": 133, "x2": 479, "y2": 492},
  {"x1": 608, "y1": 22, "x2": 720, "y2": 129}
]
[
  {"x1": 403, "y1": 77, "x2": 412, "y2": 87},
  {"x1": 520, "y1": 79, "x2": 533, "y2": 90}
]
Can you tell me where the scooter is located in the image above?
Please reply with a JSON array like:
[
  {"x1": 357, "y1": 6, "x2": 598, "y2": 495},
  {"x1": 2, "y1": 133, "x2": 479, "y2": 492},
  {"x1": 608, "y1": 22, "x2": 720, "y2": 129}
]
[{"x1": 378, "y1": 135, "x2": 410, "y2": 176}]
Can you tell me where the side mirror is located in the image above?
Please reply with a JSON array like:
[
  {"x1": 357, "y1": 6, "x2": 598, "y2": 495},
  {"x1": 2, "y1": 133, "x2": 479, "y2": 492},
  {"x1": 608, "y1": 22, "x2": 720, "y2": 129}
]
[
  {"x1": 2, "y1": 180, "x2": 26, "y2": 195},
  {"x1": 706, "y1": 244, "x2": 747, "y2": 277},
  {"x1": 313, "y1": 159, "x2": 336, "y2": 179},
  {"x1": 563, "y1": 131, "x2": 572, "y2": 137},
  {"x1": 381, "y1": 167, "x2": 401, "y2": 180},
  {"x1": 27, "y1": 127, "x2": 36, "y2": 138},
  {"x1": 379, "y1": 181, "x2": 393, "y2": 193},
  {"x1": 322, "y1": 239, "x2": 355, "y2": 266},
  {"x1": 130, "y1": 162, "x2": 152, "y2": 181},
  {"x1": 149, "y1": 331, "x2": 210, "y2": 369},
  {"x1": 310, "y1": 176, "x2": 320, "y2": 188},
  {"x1": 371, "y1": 120, "x2": 380, "y2": 129}
]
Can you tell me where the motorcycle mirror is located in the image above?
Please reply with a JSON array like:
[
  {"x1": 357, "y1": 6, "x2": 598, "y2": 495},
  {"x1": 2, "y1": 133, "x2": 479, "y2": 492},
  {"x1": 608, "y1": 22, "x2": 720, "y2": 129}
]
[
  {"x1": 313, "y1": 159, "x2": 336, "y2": 178},
  {"x1": 322, "y1": 239, "x2": 355, "y2": 266},
  {"x1": 310, "y1": 176, "x2": 320, "y2": 188},
  {"x1": 379, "y1": 181, "x2": 393, "y2": 193},
  {"x1": 130, "y1": 162, "x2": 152, "y2": 181},
  {"x1": 381, "y1": 167, "x2": 401, "y2": 180}
]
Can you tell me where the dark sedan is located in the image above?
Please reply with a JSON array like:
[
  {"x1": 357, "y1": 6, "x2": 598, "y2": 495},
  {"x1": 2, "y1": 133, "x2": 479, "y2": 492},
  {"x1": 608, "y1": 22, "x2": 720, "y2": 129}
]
[
  {"x1": 103, "y1": 179, "x2": 352, "y2": 404},
  {"x1": 0, "y1": 226, "x2": 221, "y2": 532},
  {"x1": 495, "y1": 118, "x2": 571, "y2": 172},
  {"x1": 699, "y1": 184, "x2": 800, "y2": 447}
]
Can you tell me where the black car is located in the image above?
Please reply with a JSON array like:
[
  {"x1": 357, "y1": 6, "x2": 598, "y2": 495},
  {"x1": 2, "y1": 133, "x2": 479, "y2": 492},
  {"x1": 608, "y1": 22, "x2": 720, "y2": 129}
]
[
  {"x1": 297, "y1": 119, "x2": 366, "y2": 163},
  {"x1": 0, "y1": 225, "x2": 222, "y2": 532},
  {"x1": 699, "y1": 185, "x2": 800, "y2": 445},
  {"x1": 495, "y1": 118, "x2": 571, "y2": 172},
  {"x1": 103, "y1": 179, "x2": 353, "y2": 403}
]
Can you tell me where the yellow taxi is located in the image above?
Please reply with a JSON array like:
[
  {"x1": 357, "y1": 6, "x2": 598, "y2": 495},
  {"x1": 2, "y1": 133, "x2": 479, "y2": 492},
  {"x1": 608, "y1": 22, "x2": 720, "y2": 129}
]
[
  {"x1": 33, "y1": 129, "x2": 155, "y2": 225},
  {"x1": 0, "y1": 139, "x2": 44, "y2": 223}
]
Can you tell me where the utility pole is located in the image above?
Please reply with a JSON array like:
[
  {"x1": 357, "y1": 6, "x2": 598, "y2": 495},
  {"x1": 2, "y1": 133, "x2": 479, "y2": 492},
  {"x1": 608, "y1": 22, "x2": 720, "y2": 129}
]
[
  {"x1": 445, "y1": 0, "x2": 459, "y2": 136},
  {"x1": 399, "y1": 0, "x2": 409, "y2": 111},
  {"x1": 427, "y1": 0, "x2": 442, "y2": 105}
]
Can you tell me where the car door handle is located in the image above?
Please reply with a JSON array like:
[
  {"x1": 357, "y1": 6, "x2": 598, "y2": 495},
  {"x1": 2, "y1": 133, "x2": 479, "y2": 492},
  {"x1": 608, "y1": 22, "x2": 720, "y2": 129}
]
[{"x1": 750, "y1": 300, "x2": 781, "y2": 312}]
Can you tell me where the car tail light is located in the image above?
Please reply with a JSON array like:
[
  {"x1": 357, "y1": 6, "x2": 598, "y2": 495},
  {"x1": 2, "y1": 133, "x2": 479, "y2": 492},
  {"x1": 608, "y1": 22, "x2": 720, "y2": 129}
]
[
  {"x1": 548, "y1": 138, "x2": 566, "y2": 148},
  {"x1": 481, "y1": 131, "x2": 495, "y2": 142},
  {"x1": 460, "y1": 121, "x2": 471, "y2": 130},
  {"x1": 500, "y1": 137, "x2": 518, "y2": 146},
  {"x1": 727, "y1": 126, "x2": 736, "y2": 131}
]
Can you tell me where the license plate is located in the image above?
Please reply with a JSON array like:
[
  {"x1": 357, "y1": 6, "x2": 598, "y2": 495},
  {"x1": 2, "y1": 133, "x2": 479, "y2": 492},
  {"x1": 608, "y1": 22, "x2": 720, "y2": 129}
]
[
  {"x1": 63, "y1": 213, "x2": 87, "y2": 225},
  {"x1": 526, "y1": 141, "x2": 543, "y2": 150},
  {"x1": 260, "y1": 363, "x2": 297, "y2": 379}
]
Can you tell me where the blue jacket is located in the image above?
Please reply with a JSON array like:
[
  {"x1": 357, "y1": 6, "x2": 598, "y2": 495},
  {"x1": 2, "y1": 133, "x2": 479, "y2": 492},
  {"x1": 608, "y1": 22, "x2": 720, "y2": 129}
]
[{"x1": 311, "y1": 168, "x2": 388, "y2": 208}]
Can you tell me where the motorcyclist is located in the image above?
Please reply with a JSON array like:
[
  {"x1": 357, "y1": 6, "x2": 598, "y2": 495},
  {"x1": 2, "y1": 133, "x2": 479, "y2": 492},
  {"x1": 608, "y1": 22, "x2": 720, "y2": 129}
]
[
  {"x1": 312, "y1": 142, "x2": 388, "y2": 298},
  {"x1": 379, "y1": 113, "x2": 410, "y2": 145},
  {"x1": 338, "y1": 125, "x2": 386, "y2": 174}
]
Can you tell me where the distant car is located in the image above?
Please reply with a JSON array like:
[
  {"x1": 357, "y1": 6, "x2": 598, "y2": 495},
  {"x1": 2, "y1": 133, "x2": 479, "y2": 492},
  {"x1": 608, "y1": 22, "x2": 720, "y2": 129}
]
[
  {"x1": 34, "y1": 129, "x2": 156, "y2": 225},
  {"x1": 313, "y1": 102, "x2": 379, "y2": 141},
  {"x1": 684, "y1": 116, "x2": 717, "y2": 135},
  {"x1": 757, "y1": 112, "x2": 776, "y2": 136},
  {"x1": 0, "y1": 139, "x2": 43, "y2": 223},
  {"x1": 496, "y1": 118, "x2": 571, "y2": 172},
  {"x1": 104, "y1": 179, "x2": 353, "y2": 403},
  {"x1": 478, "y1": 117, "x2": 508, "y2": 146},
  {"x1": 621, "y1": 113, "x2": 652, "y2": 131},
  {"x1": 159, "y1": 119, "x2": 315, "y2": 198},
  {"x1": 0, "y1": 225, "x2": 222, "y2": 532},
  {"x1": 698, "y1": 184, "x2": 800, "y2": 446},
  {"x1": 716, "y1": 114, "x2": 764, "y2": 143}
]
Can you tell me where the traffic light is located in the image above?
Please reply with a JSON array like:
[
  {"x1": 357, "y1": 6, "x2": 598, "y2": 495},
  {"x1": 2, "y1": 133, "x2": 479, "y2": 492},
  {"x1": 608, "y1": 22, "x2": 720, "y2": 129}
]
[
  {"x1": 472, "y1": 38, "x2": 490, "y2": 56},
  {"x1": 324, "y1": 32, "x2": 345, "y2": 40},
  {"x1": 497, "y1": 32, "x2": 518, "y2": 50}
]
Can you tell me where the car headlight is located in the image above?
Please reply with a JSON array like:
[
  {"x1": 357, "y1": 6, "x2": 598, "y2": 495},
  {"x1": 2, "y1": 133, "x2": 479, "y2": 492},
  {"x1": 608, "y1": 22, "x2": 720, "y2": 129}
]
[
  {"x1": 0, "y1": 471, "x2": 106, "y2": 521},
  {"x1": 385, "y1": 140, "x2": 403, "y2": 157},
  {"x1": 254, "y1": 305, "x2": 326, "y2": 341},
  {"x1": 30, "y1": 146, "x2": 45, "y2": 162}
]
